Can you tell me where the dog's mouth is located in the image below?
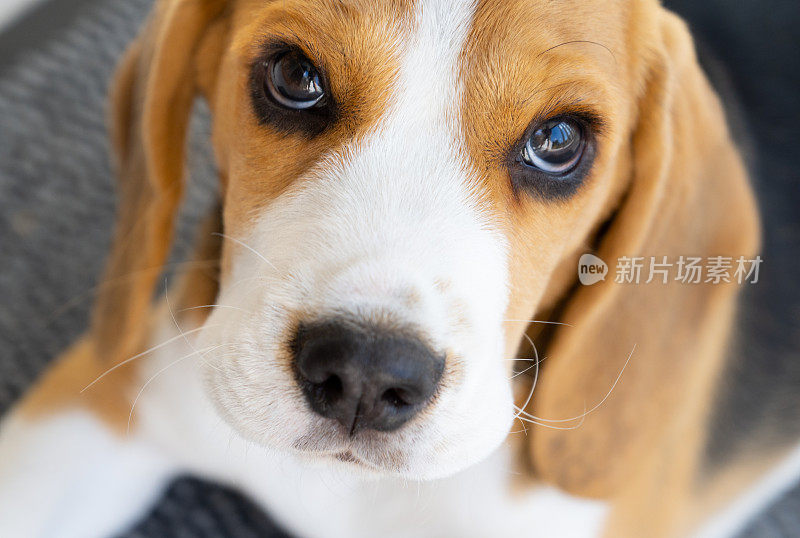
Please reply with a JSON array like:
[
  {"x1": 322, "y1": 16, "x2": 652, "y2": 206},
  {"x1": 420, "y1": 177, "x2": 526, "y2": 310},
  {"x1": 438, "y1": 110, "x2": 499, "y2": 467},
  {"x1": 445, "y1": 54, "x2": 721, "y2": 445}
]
[
  {"x1": 292, "y1": 446, "x2": 396, "y2": 473},
  {"x1": 334, "y1": 450, "x2": 359, "y2": 464},
  {"x1": 287, "y1": 425, "x2": 415, "y2": 475},
  {"x1": 332, "y1": 450, "x2": 379, "y2": 470}
]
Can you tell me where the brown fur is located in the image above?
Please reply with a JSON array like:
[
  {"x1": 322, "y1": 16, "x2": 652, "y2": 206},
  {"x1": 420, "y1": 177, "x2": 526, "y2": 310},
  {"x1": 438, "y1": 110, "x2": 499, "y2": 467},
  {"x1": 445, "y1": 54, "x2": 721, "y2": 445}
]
[
  {"x1": 492, "y1": 8, "x2": 759, "y2": 538},
  {"x1": 462, "y1": 1, "x2": 759, "y2": 534},
  {"x1": 18, "y1": 338, "x2": 135, "y2": 432},
  {"x1": 19, "y1": 206, "x2": 224, "y2": 431},
  {"x1": 18, "y1": 0, "x2": 761, "y2": 536}
]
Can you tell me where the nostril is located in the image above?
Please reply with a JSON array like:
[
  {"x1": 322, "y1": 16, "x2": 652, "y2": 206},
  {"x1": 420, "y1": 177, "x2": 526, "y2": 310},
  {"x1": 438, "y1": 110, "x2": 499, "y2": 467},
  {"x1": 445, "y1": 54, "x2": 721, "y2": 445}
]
[
  {"x1": 381, "y1": 388, "x2": 412, "y2": 409},
  {"x1": 311, "y1": 374, "x2": 343, "y2": 404}
]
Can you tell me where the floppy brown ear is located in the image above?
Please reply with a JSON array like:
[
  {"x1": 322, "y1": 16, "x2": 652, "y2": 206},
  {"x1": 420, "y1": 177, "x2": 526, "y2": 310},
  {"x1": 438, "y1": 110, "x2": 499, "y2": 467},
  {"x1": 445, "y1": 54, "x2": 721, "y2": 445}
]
[
  {"x1": 90, "y1": 0, "x2": 227, "y2": 364},
  {"x1": 519, "y1": 10, "x2": 760, "y2": 533}
]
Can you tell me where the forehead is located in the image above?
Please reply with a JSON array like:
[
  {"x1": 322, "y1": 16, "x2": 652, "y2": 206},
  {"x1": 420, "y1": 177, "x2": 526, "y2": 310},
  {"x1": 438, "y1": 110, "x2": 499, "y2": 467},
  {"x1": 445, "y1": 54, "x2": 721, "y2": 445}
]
[
  {"x1": 229, "y1": 0, "x2": 631, "y2": 103},
  {"x1": 222, "y1": 0, "x2": 634, "y2": 222},
  {"x1": 463, "y1": 0, "x2": 630, "y2": 157}
]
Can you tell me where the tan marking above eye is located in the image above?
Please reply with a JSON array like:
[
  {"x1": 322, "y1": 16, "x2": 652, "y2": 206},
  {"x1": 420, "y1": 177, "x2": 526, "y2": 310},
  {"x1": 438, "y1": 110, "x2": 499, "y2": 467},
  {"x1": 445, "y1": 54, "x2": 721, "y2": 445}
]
[
  {"x1": 216, "y1": 0, "x2": 412, "y2": 236},
  {"x1": 460, "y1": 0, "x2": 626, "y2": 185},
  {"x1": 231, "y1": 0, "x2": 409, "y2": 134}
]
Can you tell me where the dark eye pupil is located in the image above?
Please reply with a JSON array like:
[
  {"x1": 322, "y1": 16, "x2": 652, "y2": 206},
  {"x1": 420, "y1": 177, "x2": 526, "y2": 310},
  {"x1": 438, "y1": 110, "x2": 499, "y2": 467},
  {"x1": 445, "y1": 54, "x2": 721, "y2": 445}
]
[
  {"x1": 521, "y1": 118, "x2": 584, "y2": 174},
  {"x1": 533, "y1": 122, "x2": 573, "y2": 151},
  {"x1": 266, "y1": 51, "x2": 324, "y2": 109}
]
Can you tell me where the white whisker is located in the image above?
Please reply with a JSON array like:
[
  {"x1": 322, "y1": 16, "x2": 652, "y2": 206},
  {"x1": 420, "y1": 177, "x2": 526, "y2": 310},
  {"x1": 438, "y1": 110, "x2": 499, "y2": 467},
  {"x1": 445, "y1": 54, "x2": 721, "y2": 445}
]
[
  {"x1": 510, "y1": 362, "x2": 537, "y2": 379},
  {"x1": 80, "y1": 324, "x2": 217, "y2": 393},
  {"x1": 515, "y1": 416, "x2": 528, "y2": 436},
  {"x1": 516, "y1": 343, "x2": 637, "y2": 424},
  {"x1": 166, "y1": 283, "x2": 224, "y2": 374},
  {"x1": 46, "y1": 259, "x2": 220, "y2": 326},
  {"x1": 513, "y1": 412, "x2": 587, "y2": 431},
  {"x1": 503, "y1": 319, "x2": 574, "y2": 327},
  {"x1": 177, "y1": 304, "x2": 248, "y2": 313},
  {"x1": 126, "y1": 344, "x2": 226, "y2": 435},
  {"x1": 213, "y1": 232, "x2": 279, "y2": 271},
  {"x1": 511, "y1": 332, "x2": 540, "y2": 423},
  {"x1": 224, "y1": 275, "x2": 271, "y2": 292}
]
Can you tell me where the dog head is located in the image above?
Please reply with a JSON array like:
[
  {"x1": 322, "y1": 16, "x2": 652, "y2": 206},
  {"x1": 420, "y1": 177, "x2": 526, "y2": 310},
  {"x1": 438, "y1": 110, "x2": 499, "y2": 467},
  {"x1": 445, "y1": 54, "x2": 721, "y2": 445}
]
[{"x1": 93, "y1": 0, "x2": 759, "y2": 484}]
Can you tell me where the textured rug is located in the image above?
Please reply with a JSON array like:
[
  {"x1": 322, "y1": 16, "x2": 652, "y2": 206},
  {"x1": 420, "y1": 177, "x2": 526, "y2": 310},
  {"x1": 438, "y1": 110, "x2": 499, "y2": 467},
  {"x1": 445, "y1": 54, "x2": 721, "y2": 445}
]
[{"x1": 0, "y1": 0, "x2": 796, "y2": 536}]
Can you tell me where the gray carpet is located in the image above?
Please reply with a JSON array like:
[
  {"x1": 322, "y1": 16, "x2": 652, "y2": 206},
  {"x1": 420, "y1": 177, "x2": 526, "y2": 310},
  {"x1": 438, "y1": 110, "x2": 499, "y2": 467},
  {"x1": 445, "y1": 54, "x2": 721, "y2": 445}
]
[{"x1": 0, "y1": 0, "x2": 796, "y2": 536}]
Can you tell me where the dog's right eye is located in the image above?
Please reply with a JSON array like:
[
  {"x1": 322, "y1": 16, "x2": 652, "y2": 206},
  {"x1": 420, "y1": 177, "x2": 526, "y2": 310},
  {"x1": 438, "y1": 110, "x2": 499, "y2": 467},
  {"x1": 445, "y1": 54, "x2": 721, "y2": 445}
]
[{"x1": 264, "y1": 51, "x2": 325, "y2": 110}]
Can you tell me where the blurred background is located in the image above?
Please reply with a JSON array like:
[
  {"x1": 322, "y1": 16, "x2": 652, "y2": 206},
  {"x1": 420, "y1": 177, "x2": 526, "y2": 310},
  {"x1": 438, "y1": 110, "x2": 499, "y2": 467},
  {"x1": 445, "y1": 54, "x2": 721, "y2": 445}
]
[{"x1": 0, "y1": 0, "x2": 797, "y2": 536}]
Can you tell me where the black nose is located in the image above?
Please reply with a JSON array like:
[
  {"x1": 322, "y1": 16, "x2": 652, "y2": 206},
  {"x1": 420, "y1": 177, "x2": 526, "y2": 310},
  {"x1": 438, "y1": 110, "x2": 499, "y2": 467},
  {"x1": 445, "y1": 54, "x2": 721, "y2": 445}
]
[{"x1": 292, "y1": 320, "x2": 444, "y2": 434}]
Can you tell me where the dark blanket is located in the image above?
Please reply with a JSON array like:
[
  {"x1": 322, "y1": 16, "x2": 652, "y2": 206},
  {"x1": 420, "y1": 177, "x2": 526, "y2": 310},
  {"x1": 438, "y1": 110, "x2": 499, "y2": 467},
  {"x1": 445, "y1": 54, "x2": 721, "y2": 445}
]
[{"x1": 0, "y1": 0, "x2": 797, "y2": 536}]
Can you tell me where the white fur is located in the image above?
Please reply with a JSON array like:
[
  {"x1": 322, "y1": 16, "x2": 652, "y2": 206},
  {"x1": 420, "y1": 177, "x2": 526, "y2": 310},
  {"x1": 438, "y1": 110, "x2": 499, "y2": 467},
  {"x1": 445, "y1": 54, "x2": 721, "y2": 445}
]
[
  {"x1": 0, "y1": 411, "x2": 174, "y2": 538},
  {"x1": 199, "y1": 0, "x2": 512, "y2": 480},
  {"x1": 145, "y1": 325, "x2": 608, "y2": 537},
  {"x1": 4, "y1": 310, "x2": 796, "y2": 537},
  {"x1": 1, "y1": 0, "x2": 786, "y2": 536},
  {"x1": 0, "y1": 317, "x2": 608, "y2": 538}
]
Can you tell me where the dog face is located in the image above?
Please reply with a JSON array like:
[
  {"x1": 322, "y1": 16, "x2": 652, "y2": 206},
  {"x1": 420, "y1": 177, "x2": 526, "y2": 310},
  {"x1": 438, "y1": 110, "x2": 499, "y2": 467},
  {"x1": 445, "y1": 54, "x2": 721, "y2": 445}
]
[
  {"x1": 191, "y1": 0, "x2": 629, "y2": 478},
  {"x1": 97, "y1": 0, "x2": 759, "y2": 486}
]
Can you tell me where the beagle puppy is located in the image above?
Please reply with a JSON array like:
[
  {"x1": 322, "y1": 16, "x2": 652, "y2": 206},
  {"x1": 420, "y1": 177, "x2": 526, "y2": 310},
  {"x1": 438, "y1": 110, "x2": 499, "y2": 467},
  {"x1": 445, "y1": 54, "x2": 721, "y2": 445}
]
[{"x1": 0, "y1": 0, "x2": 790, "y2": 536}]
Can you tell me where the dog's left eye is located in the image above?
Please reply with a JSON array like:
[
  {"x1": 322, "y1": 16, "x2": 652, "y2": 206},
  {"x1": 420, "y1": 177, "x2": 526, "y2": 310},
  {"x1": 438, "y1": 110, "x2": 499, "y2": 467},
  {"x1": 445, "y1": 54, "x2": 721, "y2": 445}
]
[
  {"x1": 520, "y1": 118, "x2": 585, "y2": 174},
  {"x1": 265, "y1": 50, "x2": 325, "y2": 109}
]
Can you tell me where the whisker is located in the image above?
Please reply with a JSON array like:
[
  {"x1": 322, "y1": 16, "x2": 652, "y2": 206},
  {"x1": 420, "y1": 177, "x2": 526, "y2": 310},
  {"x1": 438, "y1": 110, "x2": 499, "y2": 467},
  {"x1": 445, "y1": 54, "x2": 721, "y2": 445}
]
[
  {"x1": 535, "y1": 40, "x2": 617, "y2": 65},
  {"x1": 516, "y1": 417, "x2": 528, "y2": 435},
  {"x1": 510, "y1": 362, "x2": 537, "y2": 379},
  {"x1": 45, "y1": 259, "x2": 220, "y2": 326},
  {"x1": 505, "y1": 355, "x2": 549, "y2": 364},
  {"x1": 168, "y1": 283, "x2": 196, "y2": 347},
  {"x1": 503, "y1": 319, "x2": 573, "y2": 327},
  {"x1": 166, "y1": 284, "x2": 225, "y2": 374},
  {"x1": 516, "y1": 343, "x2": 637, "y2": 424},
  {"x1": 511, "y1": 333, "x2": 541, "y2": 423},
  {"x1": 213, "y1": 232, "x2": 279, "y2": 271},
  {"x1": 223, "y1": 275, "x2": 271, "y2": 292},
  {"x1": 513, "y1": 412, "x2": 587, "y2": 431},
  {"x1": 80, "y1": 324, "x2": 218, "y2": 393},
  {"x1": 126, "y1": 344, "x2": 225, "y2": 435},
  {"x1": 177, "y1": 304, "x2": 248, "y2": 313}
]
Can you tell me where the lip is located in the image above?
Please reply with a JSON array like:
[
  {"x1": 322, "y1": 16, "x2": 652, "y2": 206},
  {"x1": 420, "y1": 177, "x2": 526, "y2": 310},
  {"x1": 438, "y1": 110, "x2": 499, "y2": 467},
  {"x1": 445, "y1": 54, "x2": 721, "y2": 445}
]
[
  {"x1": 334, "y1": 451, "x2": 361, "y2": 464},
  {"x1": 333, "y1": 450, "x2": 361, "y2": 465},
  {"x1": 332, "y1": 451, "x2": 383, "y2": 471},
  {"x1": 290, "y1": 439, "x2": 374, "y2": 466}
]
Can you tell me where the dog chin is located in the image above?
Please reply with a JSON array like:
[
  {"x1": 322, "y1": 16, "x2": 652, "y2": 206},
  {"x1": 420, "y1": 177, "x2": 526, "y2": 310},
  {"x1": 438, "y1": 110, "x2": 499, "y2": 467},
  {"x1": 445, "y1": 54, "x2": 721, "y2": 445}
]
[
  {"x1": 289, "y1": 425, "x2": 509, "y2": 481},
  {"x1": 289, "y1": 448, "x2": 454, "y2": 482},
  {"x1": 220, "y1": 408, "x2": 501, "y2": 481},
  {"x1": 288, "y1": 450, "x2": 398, "y2": 479}
]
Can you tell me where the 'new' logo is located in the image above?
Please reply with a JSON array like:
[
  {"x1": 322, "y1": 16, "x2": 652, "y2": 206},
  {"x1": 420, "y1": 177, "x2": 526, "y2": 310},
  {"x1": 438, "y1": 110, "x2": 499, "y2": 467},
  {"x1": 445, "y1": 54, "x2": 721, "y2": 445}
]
[{"x1": 577, "y1": 253, "x2": 608, "y2": 285}]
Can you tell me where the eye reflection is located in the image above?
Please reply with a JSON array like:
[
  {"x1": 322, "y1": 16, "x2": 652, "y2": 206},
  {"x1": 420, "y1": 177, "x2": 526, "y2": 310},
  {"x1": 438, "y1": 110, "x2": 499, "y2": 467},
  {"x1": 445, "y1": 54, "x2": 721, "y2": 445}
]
[
  {"x1": 265, "y1": 50, "x2": 325, "y2": 110},
  {"x1": 520, "y1": 118, "x2": 585, "y2": 175}
]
